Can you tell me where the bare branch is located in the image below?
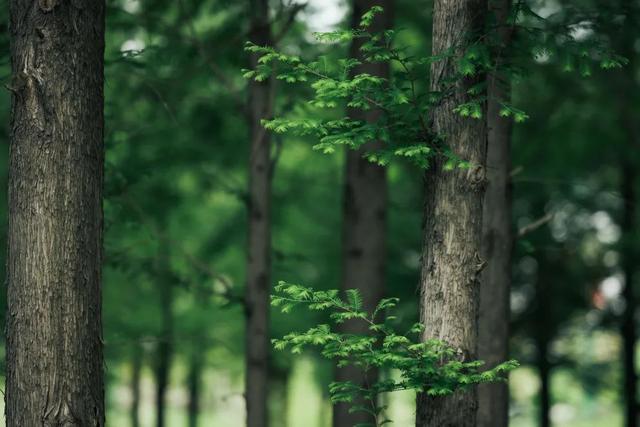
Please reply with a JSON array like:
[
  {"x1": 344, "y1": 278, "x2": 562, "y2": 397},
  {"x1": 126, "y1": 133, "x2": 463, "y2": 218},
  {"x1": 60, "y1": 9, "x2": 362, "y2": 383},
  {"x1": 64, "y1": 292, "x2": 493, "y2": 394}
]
[{"x1": 518, "y1": 212, "x2": 553, "y2": 238}]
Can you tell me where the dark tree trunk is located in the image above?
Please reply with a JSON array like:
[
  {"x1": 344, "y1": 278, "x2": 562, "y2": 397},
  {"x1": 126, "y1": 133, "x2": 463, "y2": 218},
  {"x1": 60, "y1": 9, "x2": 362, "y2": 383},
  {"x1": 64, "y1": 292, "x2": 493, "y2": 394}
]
[
  {"x1": 188, "y1": 352, "x2": 203, "y2": 427},
  {"x1": 6, "y1": 1, "x2": 105, "y2": 425},
  {"x1": 533, "y1": 262, "x2": 553, "y2": 427},
  {"x1": 621, "y1": 147, "x2": 638, "y2": 427},
  {"x1": 618, "y1": 3, "x2": 639, "y2": 425},
  {"x1": 131, "y1": 344, "x2": 142, "y2": 427},
  {"x1": 537, "y1": 336, "x2": 551, "y2": 427},
  {"x1": 416, "y1": 1, "x2": 488, "y2": 426},
  {"x1": 477, "y1": 1, "x2": 513, "y2": 426},
  {"x1": 333, "y1": 1, "x2": 392, "y2": 426},
  {"x1": 245, "y1": 1, "x2": 273, "y2": 426},
  {"x1": 156, "y1": 265, "x2": 174, "y2": 427}
]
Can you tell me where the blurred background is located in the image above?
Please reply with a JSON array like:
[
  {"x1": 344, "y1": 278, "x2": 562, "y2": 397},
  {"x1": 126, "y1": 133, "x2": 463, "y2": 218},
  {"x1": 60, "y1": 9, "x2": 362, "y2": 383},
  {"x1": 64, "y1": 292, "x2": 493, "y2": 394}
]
[{"x1": 0, "y1": 0, "x2": 637, "y2": 426}]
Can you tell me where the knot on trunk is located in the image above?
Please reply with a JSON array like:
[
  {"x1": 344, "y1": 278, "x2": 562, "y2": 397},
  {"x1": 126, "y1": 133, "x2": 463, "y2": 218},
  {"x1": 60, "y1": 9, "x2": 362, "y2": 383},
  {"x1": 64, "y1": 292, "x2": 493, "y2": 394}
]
[
  {"x1": 474, "y1": 252, "x2": 487, "y2": 276},
  {"x1": 43, "y1": 400, "x2": 81, "y2": 427},
  {"x1": 466, "y1": 164, "x2": 487, "y2": 192}
]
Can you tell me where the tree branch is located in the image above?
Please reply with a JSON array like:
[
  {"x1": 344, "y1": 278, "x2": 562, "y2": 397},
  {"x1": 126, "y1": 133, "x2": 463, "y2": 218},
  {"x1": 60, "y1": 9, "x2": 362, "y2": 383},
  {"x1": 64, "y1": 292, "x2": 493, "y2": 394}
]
[{"x1": 518, "y1": 212, "x2": 553, "y2": 238}]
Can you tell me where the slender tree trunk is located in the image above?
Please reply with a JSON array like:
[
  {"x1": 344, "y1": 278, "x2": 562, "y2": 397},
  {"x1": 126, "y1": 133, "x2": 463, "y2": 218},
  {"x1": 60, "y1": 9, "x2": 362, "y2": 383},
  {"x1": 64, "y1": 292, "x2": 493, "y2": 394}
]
[
  {"x1": 6, "y1": 1, "x2": 105, "y2": 425},
  {"x1": 537, "y1": 336, "x2": 551, "y2": 427},
  {"x1": 416, "y1": 1, "x2": 488, "y2": 426},
  {"x1": 131, "y1": 344, "x2": 142, "y2": 427},
  {"x1": 532, "y1": 261, "x2": 553, "y2": 427},
  {"x1": 188, "y1": 352, "x2": 203, "y2": 427},
  {"x1": 617, "y1": 3, "x2": 639, "y2": 425},
  {"x1": 156, "y1": 263, "x2": 174, "y2": 427},
  {"x1": 333, "y1": 1, "x2": 392, "y2": 426},
  {"x1": 477, "y1": 1, "x2": 513, "y2": 426},
  {"x1": 621, "y1": 158, "x2": 637, "y2": 427},
  {"x1": 245, "y1": 1, "x2": 273, "y2": 426}
]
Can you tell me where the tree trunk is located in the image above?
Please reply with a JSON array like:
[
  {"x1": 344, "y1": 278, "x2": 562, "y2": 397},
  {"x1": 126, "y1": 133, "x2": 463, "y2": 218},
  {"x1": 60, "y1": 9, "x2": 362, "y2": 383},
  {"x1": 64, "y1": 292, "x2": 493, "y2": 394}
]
[
  {"x1": 477, "y1": 1, "x2": 513, "y2": 426},
  {"x1": 333, "y1": 1, "x2": 392, "y2": 426},
  {"x1": 537, "y1": 336, "x2": 551, "y2": 427},
  {"x1": 188, "y1": 352, "x2": 203, "y2": 427},
  {"x1": 245, "y1": 1, "x2": 273, "y2": 426},
  {"x1": 532, "y1": 260, "x2": 553, "y2": 427},
  {"x1": 6, "y1": 1, "x2": 105, "y2": 425},
  {"x1": 621, "y1": 159, "x2": 637, "y2": 427},
  {"x1": 416, "y1": 1, "x2": 488, "y2": 426},
  {"x1": 131, "y1": 344, "x2": 142, "y2": 427},
  {"x1": 618, "y1": 3, "x2": 639, "y2": 425},
  {"x1": 156, "y1": 263, "x2": 174, "y2": 427}
]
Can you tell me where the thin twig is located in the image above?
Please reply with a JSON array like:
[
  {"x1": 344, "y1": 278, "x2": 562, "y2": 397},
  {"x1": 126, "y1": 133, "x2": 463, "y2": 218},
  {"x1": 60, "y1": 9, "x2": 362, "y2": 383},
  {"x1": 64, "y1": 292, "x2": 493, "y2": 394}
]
[{"x1": 518, "y1": 212, "x2": 554, "y2": 237}]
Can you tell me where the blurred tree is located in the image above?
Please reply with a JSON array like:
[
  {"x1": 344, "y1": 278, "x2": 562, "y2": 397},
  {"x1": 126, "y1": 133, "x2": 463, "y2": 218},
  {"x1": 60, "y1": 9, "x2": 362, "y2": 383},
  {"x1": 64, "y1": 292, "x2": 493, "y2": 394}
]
[
  {"x1": 333, "y1": 1, "x2": 393, "y2": 426},
  {"x1": 6, "y1": 0, "x2": 105, "y2": 425},
  {"x1": 245, "y1": 0, "x2": 273, "y2": 422},
  {"x1": 245, "y1": 2, "x2": 307, "y2": 425},
  {"x1": 130, "y1": 343, "x2": 142, "y2": 427},
  {"x1": 614, "y1": 1, "x2": 639, "y2": 425},
  {"x1": 103, "y1": 1, "x2": 249, "y2": 425},
  {"x1": 155, "y1": 245, "x2": 175, "y2": 427},
  {"x1": 188, "y1": 350, "x2": 204, "y2": 427},
  {"x1": 478, "y1": 1, "x2": 514, "y2": 426},
  {"x1": 508, "y1": 57, "x2": 615, "y2": 421},
  {"x1": 533, "y1": 252, "x2": 557, "y2": 427}
]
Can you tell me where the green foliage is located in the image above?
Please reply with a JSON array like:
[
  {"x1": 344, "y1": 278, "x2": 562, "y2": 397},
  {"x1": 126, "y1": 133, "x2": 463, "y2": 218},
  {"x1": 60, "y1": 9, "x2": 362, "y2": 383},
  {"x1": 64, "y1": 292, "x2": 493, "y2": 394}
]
[
  {"x1": 271, "y1": 282, "x2": 519, "y2": 425},
  {"x1": 244, "y1": 6, "x2": 450, "y2": 169},
  {"x1": 243, "y1": 5, "x2": 622, "y2": 173}
]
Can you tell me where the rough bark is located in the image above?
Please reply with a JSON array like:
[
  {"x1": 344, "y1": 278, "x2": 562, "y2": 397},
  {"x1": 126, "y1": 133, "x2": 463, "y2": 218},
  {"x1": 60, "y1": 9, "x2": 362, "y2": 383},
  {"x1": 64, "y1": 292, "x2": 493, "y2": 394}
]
[
  {"x1": 477, "y1": 1, "x2": 513, "y2": 426},
  {"x1": 188, "y1": 352, "x2": 203, "y2": 427},
  {"x1": 416, "y1": 1, "x2": 488, "y2": 426},
  {"x1": 6, "y1": 1, "x2": 105, "y2": 425},
  {"x1": 245, "y1": 1, "x2": 273, "y2": 426},
  {"x1": 333, "y1": 1, "x2": 392, "y2": 426}
]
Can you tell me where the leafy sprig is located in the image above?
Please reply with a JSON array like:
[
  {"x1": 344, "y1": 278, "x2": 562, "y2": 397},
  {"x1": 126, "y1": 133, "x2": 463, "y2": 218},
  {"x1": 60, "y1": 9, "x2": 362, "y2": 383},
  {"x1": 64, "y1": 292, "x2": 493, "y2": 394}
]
[{"x1": 271, "y1": 282, "x2": 519, "y2": 425}]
